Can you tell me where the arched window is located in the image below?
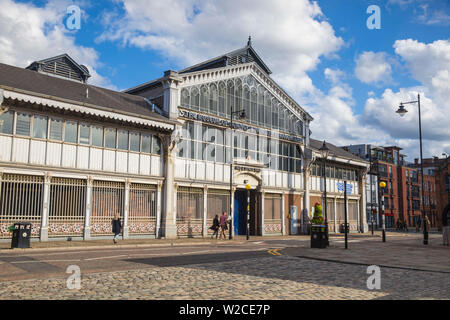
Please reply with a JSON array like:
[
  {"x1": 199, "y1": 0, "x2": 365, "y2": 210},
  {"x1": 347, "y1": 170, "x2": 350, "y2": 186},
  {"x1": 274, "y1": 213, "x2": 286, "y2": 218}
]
[
  {"x1": 286, "y1": 111, "x2": 293, "y2": 133},
  {"x1": 246, "y1": 75, "x2": 254, "y2": 87},
  {"x1": 278, "y1": 105, "x2": 285, "y2": 132},
  {"x1": 227, "y1": 80, "x2": 234, "y2": 117},
  {"x1": 296, "y1": 120, "x2": 304, "y2": 136},
  {"x1": 209, "y1": 83, "x2": 218, "y2": 115},
  {"x1": 243, "y1": 85, "x2": 250, "y2": 122},
  {"x1": 191, "y1": 87, "x2": 200, "y2": 110},
  {"x1": 257, "y1": 86, "x2": 265, "y2": 126},
  {"x1": 218, "y1": 82, "x2": 226, "y2": 117},
  {"x1": 181, "y1": 88, "x2": 190, "y2": 107},
  {"x1": 250, "y1": 87, "x2": 257, "y2": 124},
  {"x1": 264, "y1": 92, "x2": 271, "y2": 128},
  {"x1": 235, "y1": 78, "x2": 242, "y2": 111},
  {"x1": 271, "y1": 98, "x2": 279, "y2": 130},
  {"x1": 200, "y1": 85, "x2": 209, "y2": 113}
]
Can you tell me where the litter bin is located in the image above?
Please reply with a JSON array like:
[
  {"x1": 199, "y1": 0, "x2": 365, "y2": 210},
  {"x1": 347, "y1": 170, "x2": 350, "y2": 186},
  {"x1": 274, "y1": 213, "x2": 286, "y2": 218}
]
[
  {"x1": 311, "y1": 224, "x2": 327, "y2": 248},
  {"x1": 11, "y1": 222, "x2": 32, "y2": 248}
]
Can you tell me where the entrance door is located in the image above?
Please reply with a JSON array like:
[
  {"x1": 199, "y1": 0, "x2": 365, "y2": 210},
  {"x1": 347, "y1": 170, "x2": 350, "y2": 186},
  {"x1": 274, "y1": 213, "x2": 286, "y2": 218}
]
[
  {"x1": 234, "y1": 189, "x2": 259, "y2": 236},
  {"x1": 234, "y1": 190, "x2": 246, "y2": 235}
]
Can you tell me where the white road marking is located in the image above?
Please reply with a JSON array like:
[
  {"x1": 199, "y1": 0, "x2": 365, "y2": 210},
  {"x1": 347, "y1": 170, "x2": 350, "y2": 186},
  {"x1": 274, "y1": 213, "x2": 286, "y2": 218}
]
[
  {"x1": 9, "y1": 259, "x2": 81, "y2": 264},
  {"x1": 84, "y1": 255, "x2": 128, "y2": 261}
]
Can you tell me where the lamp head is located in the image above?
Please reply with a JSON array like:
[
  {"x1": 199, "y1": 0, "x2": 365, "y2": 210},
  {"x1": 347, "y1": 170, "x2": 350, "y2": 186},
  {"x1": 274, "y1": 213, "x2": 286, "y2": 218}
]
[
  {"x1": 319, "y1": 140, "x2": 330, "y2": 159},
  {"x1": 239, "y1": 109, "x2": 246, "y2": 119},
  {"x1": 379, "y1": 181, "x2": 386, "y2": 189},
  {"x1": 396, "y1": 103, "x2": 408, "y2": 117}
]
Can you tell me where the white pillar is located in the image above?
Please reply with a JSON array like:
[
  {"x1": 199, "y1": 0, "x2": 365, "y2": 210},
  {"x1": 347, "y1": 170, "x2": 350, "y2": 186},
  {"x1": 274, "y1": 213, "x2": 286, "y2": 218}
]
[
  {"x1": 123, "y1": 179, "x2": 130, "y2": 239},
  {"x1": 40, "y1": 172, "x2": 51, "y2": 241},
  {"x1": 281, "y1": 193, "x2": 286, "y2": 235},
  {"x1": 357, "y1": 198, "x2": 361, "y2": 233},
  {"x1": 302, "y1": 169, "x2": 311, "y2": 234},
  {"x1": 359, "y1": 172, "x2": 369, "y2": 233},
  {"x1": 260, "y1": 190, "x2": 265, "y2": 236},
  {"x1": 84, "y1": 176, "x2": 93, "y2": 240},
  {"x1": 334, "y1": 197, "x2": 337, "y2": 233},
  {"x1": 231, "y1": 187, "x2": 235, "y2": 238},
  {"x1": 156, "y1": 181, "x2": 162, "y2": 238},
  {"x1": 161, "y1": 134, "x2": 178, "y2": 239},
  {"x1": 203, "y1": 186, "x2": 208, "y2": 237}
]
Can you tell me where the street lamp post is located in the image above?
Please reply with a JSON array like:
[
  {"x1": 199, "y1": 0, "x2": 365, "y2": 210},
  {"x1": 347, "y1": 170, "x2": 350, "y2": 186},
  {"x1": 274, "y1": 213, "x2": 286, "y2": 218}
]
[
  {"x1": 368, "y1": 150, "x2": 375, "y2": 236},
  {"x1": 245, "y1": 182, "x2": 251, "y2": 240},
  {"x1": 319, "y1": 141, "x2": 330, "y2": 246},
  {"x1": 380, "y1": 181, "x2": 387, "y2": 242},
  {"x1": 229, "y1": 106, "x2": 246, "y2": 240},
  {"x1": 396, "y1": 94, "x2": 428, "y2": 245},
  {"x1": 344, "y1": 177, "x2": 348, "y2": 249}
]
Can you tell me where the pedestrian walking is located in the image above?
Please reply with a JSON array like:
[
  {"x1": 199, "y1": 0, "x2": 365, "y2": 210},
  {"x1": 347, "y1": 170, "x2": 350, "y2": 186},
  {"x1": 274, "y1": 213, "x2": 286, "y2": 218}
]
[
  {"x1": 112, "y1": 213, "x2": 121, "y2": 244},
  {"x1": 416, "y1": 218, "x2": 421, "y2": 233},
  {"x1": 209, "y1": 214, "x2": 220, "y2": 239},
  {"x1": 422, "y1": 216, "x2": 431, "y2": 233},
  {"x1": 396, "y1": 219, "x2": 401, "y2": 231},
  {"x1": 219, "y1": 211, "x2": 228, "y2": 240},
  {"x1": 403, "y1": 221, "x2": 408, "y2": 232}
]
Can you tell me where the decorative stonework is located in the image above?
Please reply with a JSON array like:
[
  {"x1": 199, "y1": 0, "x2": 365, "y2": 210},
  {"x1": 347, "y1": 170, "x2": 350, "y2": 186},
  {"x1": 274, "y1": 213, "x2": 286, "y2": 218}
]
[
  {"x1": 177, "y1": 224, "x2": 203, "y2": 235},
  {"x1": 91, "y1": 223, "x2": 113, "y2": 235},
  {"x1": 48, "y1": 222, "x2": 84, "y2": 236},
  {"x1": 129, "y1": 222, "x2": 156, "y2": 234},
  {"x1": 264, "y1": 223, "x2": 282, "y2": 234}
]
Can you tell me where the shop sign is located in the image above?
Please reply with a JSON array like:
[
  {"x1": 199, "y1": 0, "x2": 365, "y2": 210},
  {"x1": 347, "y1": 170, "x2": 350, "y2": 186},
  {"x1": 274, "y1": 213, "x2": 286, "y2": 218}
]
[{"x1": 179, "y1": 109, "x2": 303, "y2": 144}]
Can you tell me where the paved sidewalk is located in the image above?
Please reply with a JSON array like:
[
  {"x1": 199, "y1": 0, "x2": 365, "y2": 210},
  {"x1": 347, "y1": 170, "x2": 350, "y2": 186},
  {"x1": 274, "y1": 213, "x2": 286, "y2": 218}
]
[
  {"x1": 285, "y1": 231, "x2": 450, "y2": 273},
  {"x1": 0, "y1": 235, "x2": 306, "y2": 253}
]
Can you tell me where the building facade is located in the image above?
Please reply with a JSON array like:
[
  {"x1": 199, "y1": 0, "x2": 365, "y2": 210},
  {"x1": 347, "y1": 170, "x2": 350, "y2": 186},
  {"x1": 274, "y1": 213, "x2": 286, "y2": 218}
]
[
  {"x1": 410, "y1": 157, "x2": 449, "y2": 230},
  {"x1": 0, "y1": 42, "x2": 369, "y2": 241},
  {"x1": 0, "y1": 55, "x2": 175, "y2": 241},
  {"x1": 344, "y1": 144, "x2": 422, "y2": 229}
]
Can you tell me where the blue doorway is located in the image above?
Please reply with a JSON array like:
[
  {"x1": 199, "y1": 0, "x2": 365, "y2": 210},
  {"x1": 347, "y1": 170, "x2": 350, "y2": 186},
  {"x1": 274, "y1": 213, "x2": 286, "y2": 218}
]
[
  {"x1": 233, "y1": 189, "x2": 260, "y2": 236},
  {"x1": 234, "y1": 190, "x2": 247, "y2": 235}
]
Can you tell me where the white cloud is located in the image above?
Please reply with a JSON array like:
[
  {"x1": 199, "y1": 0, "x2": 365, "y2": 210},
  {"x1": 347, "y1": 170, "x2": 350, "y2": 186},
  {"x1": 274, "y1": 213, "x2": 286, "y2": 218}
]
[
  {"x1": 99, "y1": 0, "x2": 344, "y2": 98},
  {"x1": 355, "y1": 51, "x2": 392, "y2": 84},
  {"x1": 0, "y1": 0, "x2": 115, "y2": 89},
  {"x1": 361, "y1": 39, "x2": 450, "y2": 160},
  {"x1": 324, "y1": 68, "x2": 346, "y2": 85},
  {"x1": 394, "y1": 39, "x2": 450, "y2": 105}
]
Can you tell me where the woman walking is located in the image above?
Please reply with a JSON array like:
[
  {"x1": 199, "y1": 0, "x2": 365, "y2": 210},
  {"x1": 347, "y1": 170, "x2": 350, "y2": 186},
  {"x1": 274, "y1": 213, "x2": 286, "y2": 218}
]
[
  {"x1": 219, "y1": 211, "x2": 228, "y2": 240},
  {"x1": 112, "y1": 213, "x2": 122, "y2": 244},
  {"x1": 210, "y1": 215, "x2": 220, "y2": 239}
]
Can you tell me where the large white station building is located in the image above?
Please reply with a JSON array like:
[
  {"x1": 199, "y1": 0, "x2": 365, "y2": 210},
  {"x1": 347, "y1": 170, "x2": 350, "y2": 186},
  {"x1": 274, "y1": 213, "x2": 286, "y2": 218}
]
[{"x1": 0, "y1": 40, "x2": 369, "y2": 241}]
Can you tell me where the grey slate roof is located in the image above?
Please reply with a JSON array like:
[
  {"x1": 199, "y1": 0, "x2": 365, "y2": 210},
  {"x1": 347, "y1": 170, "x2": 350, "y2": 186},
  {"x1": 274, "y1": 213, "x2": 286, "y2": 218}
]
[
  {"x1": 0, "y1": 62, "x2": 175, "y2": 127},
  {"x1": 309, "y1": 138, "x2": 368, "y2": 163},
  {"x1": 178, "y1": 43, "x2": 272, "y2": 75}
]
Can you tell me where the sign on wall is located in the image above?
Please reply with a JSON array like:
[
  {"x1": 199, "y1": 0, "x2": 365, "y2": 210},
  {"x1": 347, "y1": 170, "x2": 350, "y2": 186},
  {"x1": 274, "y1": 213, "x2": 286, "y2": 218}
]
[{"x1": 337, "y1": 182, "x2": 353, "y2": 194}]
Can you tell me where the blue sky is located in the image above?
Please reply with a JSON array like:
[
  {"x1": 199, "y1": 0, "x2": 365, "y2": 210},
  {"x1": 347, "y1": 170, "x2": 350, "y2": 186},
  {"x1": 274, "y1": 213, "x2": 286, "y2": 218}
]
[{"x1": 1, "y1": 0, "x2": 449, "y2": 160}]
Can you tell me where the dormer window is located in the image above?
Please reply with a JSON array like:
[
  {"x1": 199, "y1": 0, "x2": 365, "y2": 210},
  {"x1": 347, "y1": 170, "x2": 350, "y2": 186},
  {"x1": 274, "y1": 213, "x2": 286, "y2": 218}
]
[{"x1": 26, "y1": 54, "x2": 91, "y2": 83}]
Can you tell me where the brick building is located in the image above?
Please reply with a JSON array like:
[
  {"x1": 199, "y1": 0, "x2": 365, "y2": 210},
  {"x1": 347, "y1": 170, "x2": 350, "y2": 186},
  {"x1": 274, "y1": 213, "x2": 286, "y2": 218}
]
[
  {"x1": 410, "y1": 156, "x2": 450, "y2": 230},
  {"x1": 344, "y1": 144, "x2": 421, "y2": 229}
]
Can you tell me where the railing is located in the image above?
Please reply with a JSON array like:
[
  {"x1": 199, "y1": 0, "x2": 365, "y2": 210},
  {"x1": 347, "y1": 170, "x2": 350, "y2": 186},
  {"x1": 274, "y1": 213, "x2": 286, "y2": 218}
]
[
  {"x1": 0, "y1": 174, "x2": 43, "y2": 238},
  {"x1": 48, "y1": 177, "x2": 86, "y2": 237}
]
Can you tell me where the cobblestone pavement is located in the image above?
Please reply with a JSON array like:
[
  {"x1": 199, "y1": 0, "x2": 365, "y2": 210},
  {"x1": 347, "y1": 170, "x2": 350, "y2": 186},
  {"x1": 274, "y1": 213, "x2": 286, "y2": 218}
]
[{"x1": 1, "y1": 255, "x2": 449, "y2": 300}]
